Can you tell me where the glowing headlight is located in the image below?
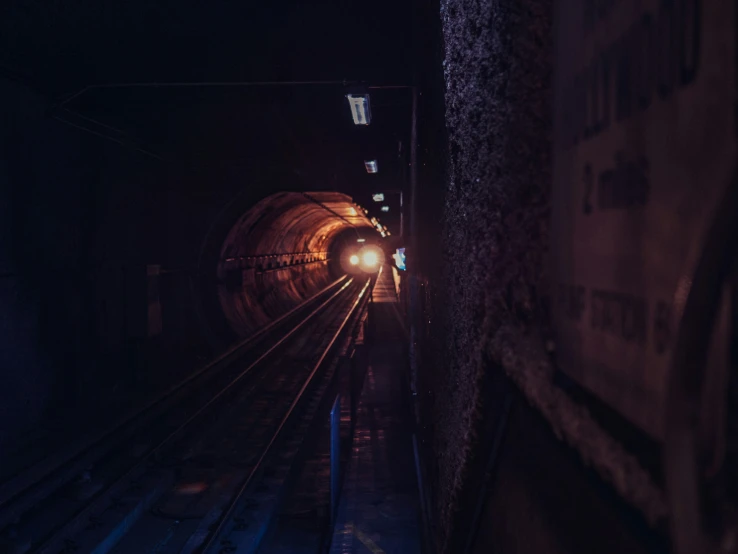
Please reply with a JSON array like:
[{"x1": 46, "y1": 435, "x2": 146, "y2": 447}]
[
  {"x1": 349, "y1": 254, "x2": 360, "y2": 266},
  {"x1": 362, "y1": 251, "x2": 378, "y2": 267}
]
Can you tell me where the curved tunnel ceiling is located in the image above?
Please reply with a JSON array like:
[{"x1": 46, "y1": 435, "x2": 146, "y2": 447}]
[
  {"x1": 214, "y1": 191, "x2": 376, "y2": 340},
  {"x1": 220, "y1": 191, "x2": 374, "y2": 261}
]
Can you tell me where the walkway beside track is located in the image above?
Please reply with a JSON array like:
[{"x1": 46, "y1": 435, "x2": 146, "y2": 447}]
[{"x1": 329, "y1": 265, "x2": 421, "y2": 554}]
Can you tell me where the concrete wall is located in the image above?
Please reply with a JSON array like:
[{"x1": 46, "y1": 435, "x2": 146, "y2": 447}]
[
  {"x1": 423, "y1": 0, "x2": 553, "y2": 549},
  {"x1": 427, "y1": 1, "x2": 672, "y2": 553}
]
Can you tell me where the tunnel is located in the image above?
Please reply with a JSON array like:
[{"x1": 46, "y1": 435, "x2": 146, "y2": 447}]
[
  {"x1": 4, "y1": 1, "x2": 738, "y2": 553},
  {"x1": 207, "y1": 191, "x2": 375, "y2": 342},
  {"x1": 0, "y1": 66, "x2": 392, "y2": 477}
]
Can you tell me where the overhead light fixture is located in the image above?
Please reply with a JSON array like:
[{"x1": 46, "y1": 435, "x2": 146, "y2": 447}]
[
  {"x1": 364, "y1": 160, "x2": 378, "y2": 174},
  {"x1": 357, "y1": 238, "x2": 366, "y2": 243},
  {"x1": 381, "y1": 206, "x2": 389, "y2": 212},
  {"x1": 372, "y1": 193, "x2": 385, "y2": 202},
  {"x1": 346, "y1": 94, "x2": 372, "y2": 125}
]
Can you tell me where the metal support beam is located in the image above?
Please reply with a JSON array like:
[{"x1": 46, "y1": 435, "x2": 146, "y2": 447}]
[{"x1": 407, "y1": 86, "x2": 421, "y2": 396}]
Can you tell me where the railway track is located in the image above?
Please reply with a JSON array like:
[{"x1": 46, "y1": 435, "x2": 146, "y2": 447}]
[{"x1": 0, "y1": 275, "x2": 372, "y2": 554}]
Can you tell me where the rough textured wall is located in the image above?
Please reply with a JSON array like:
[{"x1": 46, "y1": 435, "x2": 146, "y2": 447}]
[{"x1": 434, "y1": 0, "x2": 552, "y2": 550}]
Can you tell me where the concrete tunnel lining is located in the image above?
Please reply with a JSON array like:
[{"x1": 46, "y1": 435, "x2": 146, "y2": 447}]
[{"x1": 216, "y1": 191, "x2": 374, "y2": 338}]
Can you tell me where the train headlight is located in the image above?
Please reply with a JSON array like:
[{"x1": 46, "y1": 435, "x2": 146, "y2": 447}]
[
  {"x1": 362, "y1": 250, "x2": 378, "y2": 268},
  {"x1": 342, "y1": 245, "x2": 383, "y2": 273}
]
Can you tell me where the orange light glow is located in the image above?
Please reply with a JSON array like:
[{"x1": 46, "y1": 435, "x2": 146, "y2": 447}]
[{"x1": 175, "y1": 482, "x2": 209, "y2": 495}]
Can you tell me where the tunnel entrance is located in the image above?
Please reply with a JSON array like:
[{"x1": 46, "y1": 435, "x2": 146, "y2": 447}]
[{"x1": 213, "y1": 191, "x2": 374, "y2": 340}]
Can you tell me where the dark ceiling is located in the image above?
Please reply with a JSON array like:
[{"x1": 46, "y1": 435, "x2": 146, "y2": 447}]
[
  {"x1": 1, "y1": 0, "x2": 413, "y2": 88},
  {"x1": 1, "y1": 0, "x2": 415, "y2": 224}
]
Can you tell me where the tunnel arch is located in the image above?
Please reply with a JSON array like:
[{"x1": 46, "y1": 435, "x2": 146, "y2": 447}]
[{"x1": 206, "y1": 191, "x2": 374, "y2": 342}]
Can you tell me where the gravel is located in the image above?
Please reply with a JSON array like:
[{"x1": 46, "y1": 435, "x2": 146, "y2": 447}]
[{"x1": 432, "y1": 1, "x2": 552, "y2": 550}]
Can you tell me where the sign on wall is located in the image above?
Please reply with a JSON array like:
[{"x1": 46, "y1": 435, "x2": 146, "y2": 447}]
[{"x1": 552, "y1": 0, "x2": 735, "y2": 439}]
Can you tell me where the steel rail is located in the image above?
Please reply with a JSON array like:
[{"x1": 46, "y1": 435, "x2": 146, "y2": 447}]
[
  {"x1": 33, "y1": 278, "x2": 356, "y2": 554},
  {"x1": 0, "y1": 275, "x2": 350, "y2": 524},
  {"x1": 191, "y1": 278, "x2": 372, "y2": 553}
]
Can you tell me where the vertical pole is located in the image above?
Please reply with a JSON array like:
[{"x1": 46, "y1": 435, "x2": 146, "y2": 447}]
[
  {"x1": 409, "y1": 87, "x2": 418, "y2": 247},
  {"x1": 408, "y1": 86, "x2": 420, "y2": 396},
  {"x1": 399, "y1": 191, "x2": 404, "y2": 239},
  {"x1": 330, "y1": 394, "x2": 342, "y2": 526},
  {"x1": 349, "y1": 351, "x2": 357, "y2": 434},
  {"x1": 368, "y1": 275, "x2": 375, "y2": 346},
  {"x1": 413, "y1": 434, "x2": 433, "y2": 554}
]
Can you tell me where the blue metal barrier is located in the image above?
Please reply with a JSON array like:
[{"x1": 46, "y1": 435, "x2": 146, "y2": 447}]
[{"x1": 330, "y1": 394, "x2": 341, "y2": 527}]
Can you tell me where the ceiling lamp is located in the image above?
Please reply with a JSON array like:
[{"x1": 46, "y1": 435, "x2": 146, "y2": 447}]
[{"x1": 346, "y1": 94, "x2": 372, "y2": 125}]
